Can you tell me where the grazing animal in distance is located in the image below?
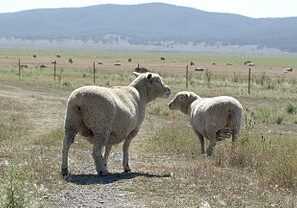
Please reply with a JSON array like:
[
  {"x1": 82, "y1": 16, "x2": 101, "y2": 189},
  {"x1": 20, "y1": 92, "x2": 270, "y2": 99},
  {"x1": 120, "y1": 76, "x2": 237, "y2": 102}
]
[
  {"x1": 135, "y1": 67, "x2": 149, "y2": 73},
  {"x1": 40, "y1": 64, "x2": 48, "y2": 68}
]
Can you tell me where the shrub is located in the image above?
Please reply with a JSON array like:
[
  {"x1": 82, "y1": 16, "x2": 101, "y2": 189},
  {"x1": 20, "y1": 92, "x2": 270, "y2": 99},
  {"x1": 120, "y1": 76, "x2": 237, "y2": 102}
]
[{"x1": 286, "y1": 101, "x2": 296, "y2": 114}]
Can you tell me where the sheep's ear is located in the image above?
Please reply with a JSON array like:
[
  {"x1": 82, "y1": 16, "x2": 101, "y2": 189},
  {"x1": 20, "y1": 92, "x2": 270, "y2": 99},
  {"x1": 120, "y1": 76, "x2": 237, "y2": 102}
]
[
  {"x1": 147, "y1": 73, "x2": 152, "y2": 80},
  {"x1": 133, "y1": 72, "x2": 140, "y2": 77}
]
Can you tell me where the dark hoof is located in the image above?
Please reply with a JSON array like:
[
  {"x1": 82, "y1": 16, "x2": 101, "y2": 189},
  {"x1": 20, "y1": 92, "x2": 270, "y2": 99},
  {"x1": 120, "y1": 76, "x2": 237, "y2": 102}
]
[
  {"x1": 61, "y1": 168, "x2": 69, "y2": 177},
  {"x1": 98, "y1": 170, "x2": 109, "y2": 176},
  {"x1": 124, "y1": 169, "x2": 131, "y2": 173}
]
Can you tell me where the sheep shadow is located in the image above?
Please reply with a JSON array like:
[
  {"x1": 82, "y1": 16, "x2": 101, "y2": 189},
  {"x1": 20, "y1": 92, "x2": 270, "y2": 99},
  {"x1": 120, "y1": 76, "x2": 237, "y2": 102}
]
[{"x1": 64, "y1": 172, "x2": 171, "y2": 185}]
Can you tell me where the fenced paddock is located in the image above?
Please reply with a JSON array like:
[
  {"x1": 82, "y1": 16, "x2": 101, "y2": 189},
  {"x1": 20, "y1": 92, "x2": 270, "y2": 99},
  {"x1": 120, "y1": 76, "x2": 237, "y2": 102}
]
[{"x1": 0, "y1": 49, "x2": 297, "y2": 207}]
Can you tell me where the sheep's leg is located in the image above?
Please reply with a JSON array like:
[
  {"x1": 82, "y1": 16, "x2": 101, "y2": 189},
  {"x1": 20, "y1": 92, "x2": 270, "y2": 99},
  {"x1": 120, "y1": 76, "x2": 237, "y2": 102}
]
[
  {"x1": 231, "y1": 132, "x2": 238, "y2": 150},
  {"x1": 123, "y1": 129, "x2": 139, "y2": 172},
  {"x1": 206, "y1": 132, "x2": 217, "y2": 156},
  {"x1": 61, "y1": 129, "x2": 76, "y2": 176},
  {"x1": 103, "y1": 144, "x2": 112, "y2": 168},
  {"x1": 92, "y1": 133, "x2": 109, "y2": 175},
  {"x1": 194, "y1": 130, "x2": 205, "y2": 154}
]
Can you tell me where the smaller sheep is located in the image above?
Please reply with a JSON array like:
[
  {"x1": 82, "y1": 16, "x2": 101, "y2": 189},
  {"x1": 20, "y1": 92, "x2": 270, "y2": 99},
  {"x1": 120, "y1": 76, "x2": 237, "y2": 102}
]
[
  {"x1": 284, "y1": 67, "x2": 293, "y2": 72},
  {"x1": 168, "y1": 91, "x2": 243, "y2": 156},
  {"x1": 20, "y1": 64, "x2": 28, "y2": 68},
  {"x1": 244, "y1": 60, "x2": 252, "y2": 65},
  {"x1": 195, "y1": 68, "x2": 205, "y2": 72},
  {"x1": 40, "y1": 64, "x2": 48, "y2": 68},
  {"x1": 135, "y1": 67, "x2": 149, "y2": 73}
]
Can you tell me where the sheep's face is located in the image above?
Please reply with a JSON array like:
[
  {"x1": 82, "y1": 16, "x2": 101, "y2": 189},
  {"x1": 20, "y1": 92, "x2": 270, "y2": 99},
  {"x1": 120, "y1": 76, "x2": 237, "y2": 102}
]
[
  {"x1": 134, "y1": 72, "x2": 171, "y2": 101},
  {"x1": 168, "y1": 91, "x2": 198, "y2": 114}
]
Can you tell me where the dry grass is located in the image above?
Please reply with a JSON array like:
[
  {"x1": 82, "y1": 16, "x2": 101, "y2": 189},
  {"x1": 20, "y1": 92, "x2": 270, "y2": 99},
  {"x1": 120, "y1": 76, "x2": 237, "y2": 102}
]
[
  {"x1": 142, "y1": 118, "x2": 297, "y2": 207},
  {"x1": 0, "y1": 51, "x2": 297, "y2": 207}
]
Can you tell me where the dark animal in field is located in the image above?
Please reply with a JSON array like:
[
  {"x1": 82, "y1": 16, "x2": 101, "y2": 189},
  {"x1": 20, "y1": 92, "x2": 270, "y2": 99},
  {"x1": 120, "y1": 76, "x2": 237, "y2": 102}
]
[
  {"x1": 33, "y1": 55, "x2": 37, "y2": 58},
  {"x1": 98, "y1": 62, "x2": 103, "y2": 65},
  {"x1": 40, "y1": 64, "x2": 48, "y2": 68},
  {"x1": 114, "y1": 63, "x2": 121, "y2": 66},
  {"x1": 284, "y1": 67, "x2": 293, "y2": 73},
  {"x1": 190, "y1": 61, "x2": 195, "y2": 66},
  {"x1": 244, "y1": 60, "x2": 252, "y2": 65},
  {"x1": 212, "y1": 62, "x2": 216, "y2": 65},
  {"x1": 56, "y1": 55, "x2": 61, "y2": 58},
  {"x1": 135, "y1": 67, "x2": 149, "y2": 73},
  {"x1": 20, "y1": 64, "x2": 28, "y2": 68},
  {"x1": 128, "y1": 58, "x2": 132, "y2": 62},
  {"x1": 68, "y1": 58, "x2": 73, "y2": 64},
  {"x1": 160, "y1": 57, "x2": 165, "y2": 60},
  {"x1": 195, "y1": 68, "x2": 205, "y2": 72}
]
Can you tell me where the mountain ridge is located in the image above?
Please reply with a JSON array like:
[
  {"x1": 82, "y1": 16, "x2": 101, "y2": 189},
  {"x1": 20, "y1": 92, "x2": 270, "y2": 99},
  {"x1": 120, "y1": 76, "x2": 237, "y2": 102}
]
[{"x1": 0, "y1": 3, "x2": 296, "y2": 52}]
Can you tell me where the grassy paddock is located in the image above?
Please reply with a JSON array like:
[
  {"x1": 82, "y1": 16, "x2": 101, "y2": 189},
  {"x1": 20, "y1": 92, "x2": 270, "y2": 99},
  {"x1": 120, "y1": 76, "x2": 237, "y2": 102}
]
[
  {"x1": 147, "y1": 123, "x2": 297, "y2": 189},
  {"x1": 1, "y1": 50, "x2": 297, "y2": 206}
]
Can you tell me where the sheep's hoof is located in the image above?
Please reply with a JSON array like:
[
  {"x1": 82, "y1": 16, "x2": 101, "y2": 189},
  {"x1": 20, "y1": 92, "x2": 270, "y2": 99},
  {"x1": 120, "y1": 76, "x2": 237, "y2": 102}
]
[
  {"x1": 61, "y1": 168, "x2": 69, "y2": 177},
  {"x1": 206, "y1": 151, "x2": 213, "y2": 156},
  {"x1": 98, "y1": 170, "x2": 109, "y2": 176},
  {"x1": 124, "y1": 168, "x2": 131, "y2": 173}
]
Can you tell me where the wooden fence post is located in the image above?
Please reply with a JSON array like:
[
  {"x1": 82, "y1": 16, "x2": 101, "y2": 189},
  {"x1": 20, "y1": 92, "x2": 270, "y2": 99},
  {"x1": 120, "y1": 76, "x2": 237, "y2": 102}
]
[
  {"x1": 53, "y1": 61, "x2": 57, "y2": 80},
  {"x1": 186, "y1": 65, "x2": 189, "y2": 89},
  {"x1": 248, "y1": 67, "x2": 251, "y2": 94},
  {"x1": 18, "y1": 58, "x2": 21, "y2": 79},
  {"x1": 58, "y1": 68, "x2": 63, "y2": 85},
  {"x1": 93, "y1": 61, "x2": 96, "y2": 85}
]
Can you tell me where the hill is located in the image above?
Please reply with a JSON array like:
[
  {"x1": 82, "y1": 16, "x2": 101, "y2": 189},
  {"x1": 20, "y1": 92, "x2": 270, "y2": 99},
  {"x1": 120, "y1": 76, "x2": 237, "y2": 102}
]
[{"x1": 0, "y1": 3, "x2": 296, "y2": 52}]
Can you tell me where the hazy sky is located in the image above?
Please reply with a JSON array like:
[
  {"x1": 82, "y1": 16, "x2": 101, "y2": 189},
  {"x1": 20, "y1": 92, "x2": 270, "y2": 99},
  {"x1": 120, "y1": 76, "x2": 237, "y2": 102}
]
[{"x1": 0, "y1": 0, "x2": 297, "y2": 18}]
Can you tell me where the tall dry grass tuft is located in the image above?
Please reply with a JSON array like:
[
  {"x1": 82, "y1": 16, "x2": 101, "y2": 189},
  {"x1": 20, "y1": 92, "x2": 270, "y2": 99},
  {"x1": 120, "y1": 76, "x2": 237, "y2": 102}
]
[{"x1": 148, "y1": 121, "x2": 297, "y2": 189}]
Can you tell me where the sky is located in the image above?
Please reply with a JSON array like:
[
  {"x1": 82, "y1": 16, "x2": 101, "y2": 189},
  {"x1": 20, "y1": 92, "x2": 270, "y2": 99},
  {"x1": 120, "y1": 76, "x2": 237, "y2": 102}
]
[{"x1": 0, "y1": 0, "x2": 297, "y2": 18}]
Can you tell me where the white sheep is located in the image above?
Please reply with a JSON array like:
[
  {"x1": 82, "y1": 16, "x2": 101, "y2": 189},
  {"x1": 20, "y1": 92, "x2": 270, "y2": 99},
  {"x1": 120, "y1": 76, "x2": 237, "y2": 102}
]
[
  {"x1": 61, "y1": 72, "x2": 171, "y2": 176},
  {"x1": 168, "y1": 91, "x2": 243, "y2": 156}
]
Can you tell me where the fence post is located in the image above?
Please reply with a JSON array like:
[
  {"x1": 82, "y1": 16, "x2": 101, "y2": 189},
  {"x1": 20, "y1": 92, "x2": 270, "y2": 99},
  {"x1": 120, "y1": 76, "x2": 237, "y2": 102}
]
[
  {"x1": 58, "y1": 68, "x2": 63, "y2": 85},
  {"x1": 18, "y1": 58, "x2": 21, "y2": 79},
  {"x1": 248, "y1": 67, "x2": 251, "y2": 94},
  {"x1": 93, "y1": 61, "x2": 96, "y2": 85},
  {"x1": 186, "y1": 65, "x2": 189, "y2": 89},
  {"x1": 53, "y1": 61, "x2": 57, "y2": 80}
]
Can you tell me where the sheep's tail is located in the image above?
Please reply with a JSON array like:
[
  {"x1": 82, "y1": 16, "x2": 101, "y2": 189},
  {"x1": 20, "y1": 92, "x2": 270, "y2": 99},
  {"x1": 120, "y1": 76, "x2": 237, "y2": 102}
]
[
  {"x1": 228, "y1": 103, "x2": 243, "y2": 134},
  {"x1": 216, "y1": 104, "x2": 241, "y2": 141}
]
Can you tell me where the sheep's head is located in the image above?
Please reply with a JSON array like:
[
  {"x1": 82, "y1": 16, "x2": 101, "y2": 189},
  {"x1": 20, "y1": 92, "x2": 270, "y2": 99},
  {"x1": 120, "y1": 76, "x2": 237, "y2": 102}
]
[
  {"x1": 132, "y1": 72, "x2": 171, "y2": 102},
  {"x1": 168, "y1": 91, "x2": 199, "y2": 114}
]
